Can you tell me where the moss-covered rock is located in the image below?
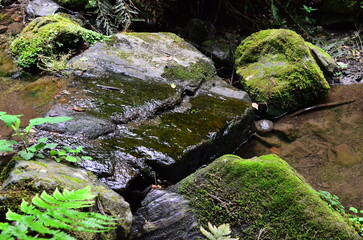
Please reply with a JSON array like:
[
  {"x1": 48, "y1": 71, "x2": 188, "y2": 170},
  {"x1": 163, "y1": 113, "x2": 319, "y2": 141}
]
[
  {"x1": 234, "y1": 29, "x2": 330, "y2": 116},
  {"x1": 11, "y1": 13, "x2": 107, "y2": 69},
  {"x1": 0, "y1": 158, "x2": 132, "y2": 239},
  {"x1": 68, "y1": 32, "x2": 217, "y2": 85},
  {"x1": 176, "y1": 154, "x2": 360, "y2": 239}
]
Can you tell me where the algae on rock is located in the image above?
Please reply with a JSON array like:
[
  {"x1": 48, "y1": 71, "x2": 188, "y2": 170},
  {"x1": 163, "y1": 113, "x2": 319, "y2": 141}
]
[
  {"x1": 234, "y1": 29, "x2": 331, "y2": 117},
  {"x1": 11, "y1": 13, "x2": 107, "y2": 70},
  {"x1": 176, "y1": 154, "x2": 360, "y2": 240}
]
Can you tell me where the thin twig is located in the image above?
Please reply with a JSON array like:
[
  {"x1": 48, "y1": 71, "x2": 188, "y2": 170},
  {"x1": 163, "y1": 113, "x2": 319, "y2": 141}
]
[
  {"x1": 207, "y1": 193, "x2": 231, "y2": 215},
  {"x1": 96, "y1": 84, "x2": 124, "y2": 92},
  {"x1": 289, "y1": 99, "x2": 355, "y2": 117},
  {"x1": 96, "y1": 195, "x2": 106, "y2": 215}
]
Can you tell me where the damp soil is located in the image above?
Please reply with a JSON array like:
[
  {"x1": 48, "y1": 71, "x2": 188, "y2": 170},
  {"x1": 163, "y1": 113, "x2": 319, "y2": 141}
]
[
  {"x1": 318, "y1": 29, "x2": 363, "y2": 85},
  {"x1": 236, "y1": 84, "x2": 363, "y2": 210}
]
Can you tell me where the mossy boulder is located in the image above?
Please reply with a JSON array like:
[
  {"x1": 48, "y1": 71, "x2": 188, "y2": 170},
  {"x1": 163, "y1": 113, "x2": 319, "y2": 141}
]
[
  {"x1": 0, "y1": 158, "x2": 132, "y2": 239},
  {"x1": 174, "y1": 154, "x2": 360, "y2": 239},
  {"x1": 234, "y1": 29, "x2": 330, "y2": 117},
  {"x1": 11, "y1": 13, "x2": 107, "y2": 69},
  {"x1": 68, "y1": 32, "x2": 216, "y2": 86}
]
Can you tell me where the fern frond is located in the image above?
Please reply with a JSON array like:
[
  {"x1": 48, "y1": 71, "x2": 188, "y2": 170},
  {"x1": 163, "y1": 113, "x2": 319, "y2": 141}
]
[
  {"x1": 0, "y1": 187, "x2": 118, "y2": 239},
  {"x1": 93, "y1": 0, "x2": 139, "y2": 35},
  {"x1": 270, "y1": 0, "x2": 281, "y2": 25}
]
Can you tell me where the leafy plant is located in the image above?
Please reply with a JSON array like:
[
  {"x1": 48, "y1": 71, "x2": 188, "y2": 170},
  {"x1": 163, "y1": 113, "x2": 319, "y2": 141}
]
[
  {"x1": 301, "y1": 5, "x2": 317, "y2": 13},
  {"x1": 348, "y1": 207, "x2": 363, "y2": 235},
  {"x1": 50, "y1": 146, "x2": 93, "y2": 163},
  {"x1": 18, "y1": 137, "x2": 58, "y2": 161},
  {"x1": 317, "y1": 190, "x2": 345, "y2": 213},
  {"x1": 88, "y1": 0, "x2": 139, "y2": 35},
  {"x1": 200, "y1": 222, "x2": 239, "y2": 240},
  {"x1": 0, "y1": 186, "x2": 118, "y2": 239},
  {"x1": 0, "y1": 112, "x2": 76, "y2": 161}
]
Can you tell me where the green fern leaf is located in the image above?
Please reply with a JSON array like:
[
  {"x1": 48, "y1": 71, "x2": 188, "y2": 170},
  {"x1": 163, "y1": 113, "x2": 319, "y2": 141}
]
[{"x1": 0, "y1": 187, "x2": 118, "y2": 239}]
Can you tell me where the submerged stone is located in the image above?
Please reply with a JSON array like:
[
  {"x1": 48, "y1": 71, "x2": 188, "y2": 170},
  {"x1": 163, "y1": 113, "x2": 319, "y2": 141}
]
[
  {"x1": 234, "y1": 29, "x2": 331, "y2": 117},
  {"x1": 170, "y1": 154, "x2": 360, "y2": 240}
]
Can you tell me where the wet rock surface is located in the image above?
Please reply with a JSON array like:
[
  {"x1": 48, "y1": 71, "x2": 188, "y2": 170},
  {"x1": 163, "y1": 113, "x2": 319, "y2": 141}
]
[
  {"x1": 36, "y1": 74, "x2": 254, "y2": 192},
  {"x1": 37, "y1": 33, "x2": 254, "y2": 193},
  {"x1": 131, "y1": 189, "x2": 201, "y2": 240},
  {"x1": 39, "y1": 104, "x2": 116, "y2": 139}
]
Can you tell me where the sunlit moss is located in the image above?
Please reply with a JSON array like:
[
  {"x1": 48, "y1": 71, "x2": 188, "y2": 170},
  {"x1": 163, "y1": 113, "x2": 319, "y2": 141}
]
[
  {"x1": 11, "y1": 14, "x2": 108, "y2": 70},
  {"x1": 177, "y1": 154, "x2": 360, "y2": 239},
  {"x1": 234, "y1": 29, "x2": 330, "y2": 116}
]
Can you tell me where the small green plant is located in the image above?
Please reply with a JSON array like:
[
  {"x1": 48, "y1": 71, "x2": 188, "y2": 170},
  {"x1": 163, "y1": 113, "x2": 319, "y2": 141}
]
[
  {"x1": 0, "y1": 186, "x2": 118, "y2": 239},
  {"x1": 360, "y1": 1, "x2": 363, "y2": 8},
  {"x1": 317, "y1": 190, "x2": 345, "y2": 213},
  {"x1": 50, "y1": 146, "x2": 93, "y2": 163},
  {"x1": 200, "y1": 222, "x2": 239, "y2": 240},
  {"x1": 337, "y1": 62, "x2": 348, "y2": 69},
  {"x1": 300, "y1": 4, "x2": 317, "y2": 24},
  {"x1": 0, "y1": 112, "x2": 91, "y2": 162},
  {"x1": 348, "y1": 207, "x2": 363, "y2": 235},
  {"x1": 301, "y1": 5, "x2": 317, "y2": 13}
]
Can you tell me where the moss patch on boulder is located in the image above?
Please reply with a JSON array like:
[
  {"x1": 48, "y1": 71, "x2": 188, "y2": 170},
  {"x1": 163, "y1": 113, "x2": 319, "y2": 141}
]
[
  {"x1": 162, "y1": 59, "x2": 216, "y2": 82},
  {"x1": 176, "y1": 154, "x2": 360, "y2": 239},
  {"x1": 234, "y1": 29, "x2": 330, "y2": 116},
  {"x1": 11, "y1": 14, "x2": 107, "y2": 69},
  {"x1": 0, "y1": 158, "x2": 132, "y2": 239}
]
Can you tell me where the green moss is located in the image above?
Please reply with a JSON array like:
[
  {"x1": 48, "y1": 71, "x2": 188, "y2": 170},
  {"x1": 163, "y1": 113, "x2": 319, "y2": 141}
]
[
  {"x1": 11, "y1": 14, "x2": 108, "y2": 69},
  {"x1": 305, "y1": 42, "x2": 331, "y2": 59},
  {"x1": 103, "y1": 94, "x2": 249, "y2": 161},
  {"x1": 234, "y1": 29, "x2": 329, "y2": 116},
  {"x1": 177, "y1": 154, "x2": 360, "y2": 239},
  {"x1": 162, "y1": 59, "x2": 216, "y2": 84},
  {"x1": 60, "y1": 174, "x2": 86, "y2": 184}
]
